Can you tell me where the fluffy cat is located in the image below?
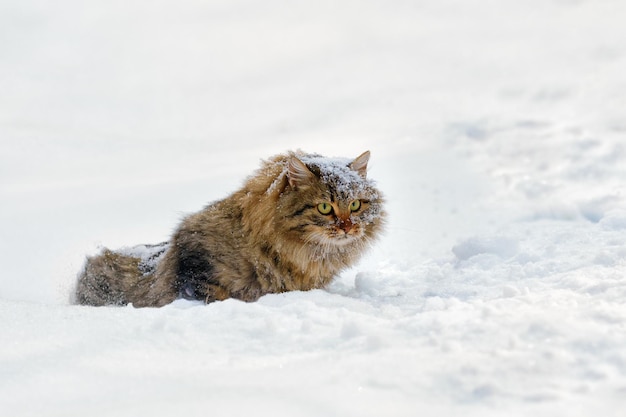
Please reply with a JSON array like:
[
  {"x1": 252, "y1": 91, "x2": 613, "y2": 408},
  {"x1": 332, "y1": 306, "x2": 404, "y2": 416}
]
[{"x1": 74, "y1": 150, "x2": 385, "y2": 307}]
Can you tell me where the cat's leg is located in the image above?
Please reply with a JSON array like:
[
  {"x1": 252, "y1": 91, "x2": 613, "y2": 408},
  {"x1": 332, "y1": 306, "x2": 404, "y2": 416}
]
[{"x1": 202, "y1": 284, "x2": 231, "y2": 303}]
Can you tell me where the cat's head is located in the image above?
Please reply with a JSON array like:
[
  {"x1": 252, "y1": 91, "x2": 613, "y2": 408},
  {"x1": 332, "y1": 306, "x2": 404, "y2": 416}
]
[{"x1": 279, "y1": 150, "x2": 385, "y2": 250}]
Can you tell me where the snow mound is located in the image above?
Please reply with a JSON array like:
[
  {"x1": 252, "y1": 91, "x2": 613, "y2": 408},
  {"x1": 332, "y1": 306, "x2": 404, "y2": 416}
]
[{"x1": 452, "y1": 236, "x2": 519, "y2": 261}]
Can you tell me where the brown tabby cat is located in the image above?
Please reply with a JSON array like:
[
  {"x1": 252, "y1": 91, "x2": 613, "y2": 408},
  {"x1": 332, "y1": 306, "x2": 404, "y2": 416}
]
[{"x1": 74, "y1": 150, "x2": 385, "y2": 307}]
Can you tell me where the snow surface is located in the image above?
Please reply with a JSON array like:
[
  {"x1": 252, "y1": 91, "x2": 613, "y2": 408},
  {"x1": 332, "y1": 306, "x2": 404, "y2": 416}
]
[{"x1": 2, "y1": 0, "x2": 626, "y2": 415}]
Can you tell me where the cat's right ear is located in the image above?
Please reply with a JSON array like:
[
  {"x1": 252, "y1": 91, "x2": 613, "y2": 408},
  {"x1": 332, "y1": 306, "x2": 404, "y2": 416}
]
[
  {"x1": 287, "y1": 156, "x2": 314, "y2": 188},
  {"x1": 350, "y1": 150, "x2": 371, "y2": 178}
]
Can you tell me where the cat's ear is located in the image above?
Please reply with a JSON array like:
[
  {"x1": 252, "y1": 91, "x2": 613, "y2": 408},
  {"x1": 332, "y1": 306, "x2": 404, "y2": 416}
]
[
  {"x1": 287, "y1": 156, "x2": 314, "y2": 188},
  {"x1": 350, "y1": 150, "x2": 371, "y2": 178}
]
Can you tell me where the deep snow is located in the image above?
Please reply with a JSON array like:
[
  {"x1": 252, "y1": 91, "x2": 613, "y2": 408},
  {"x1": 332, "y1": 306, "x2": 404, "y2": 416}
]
[{"x1": 2, "y1": 0, "x2": 626, "y2": 416}]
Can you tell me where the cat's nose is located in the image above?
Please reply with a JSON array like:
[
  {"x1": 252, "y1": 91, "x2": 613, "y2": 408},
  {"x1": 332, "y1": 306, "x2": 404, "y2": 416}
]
[{"x1": 338, "y1": 217, "x2": 353, "y2": 233}]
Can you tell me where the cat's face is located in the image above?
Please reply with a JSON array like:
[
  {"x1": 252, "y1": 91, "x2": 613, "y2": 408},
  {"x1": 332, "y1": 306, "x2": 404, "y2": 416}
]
[
  {"x1": 308, "y1": 197, "x2": 372, "y2": 245},
  {"x1": 279, "y1": 151, "x2": 384, "y2": 250}
]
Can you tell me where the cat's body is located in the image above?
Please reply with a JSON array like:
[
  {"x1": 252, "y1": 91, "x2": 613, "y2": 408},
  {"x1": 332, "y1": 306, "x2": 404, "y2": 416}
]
[{"x1": 75, "y1": 150, "x2": 385, "y2": 307}]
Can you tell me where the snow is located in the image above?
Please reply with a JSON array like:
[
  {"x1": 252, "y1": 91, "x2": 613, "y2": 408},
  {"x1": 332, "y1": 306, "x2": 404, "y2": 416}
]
[
  {"x1": 118, "y1": 242, "x2": 169, "y2": 277},
  {"x1": 299, "y1": 153, "x2": 366, "y2": 196},
  {"x1": 2, "y1": 0, "x2": 626, "y2": 415}
]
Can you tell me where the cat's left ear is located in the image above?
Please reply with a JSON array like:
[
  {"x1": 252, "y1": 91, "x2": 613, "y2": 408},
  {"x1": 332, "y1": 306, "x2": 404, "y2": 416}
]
[
  {"x1": 287, "y1": 156, "x2": 315, "y2": 188},
  {"x1": 350, "y1": 150, "x2": 371, "y2": 178}
]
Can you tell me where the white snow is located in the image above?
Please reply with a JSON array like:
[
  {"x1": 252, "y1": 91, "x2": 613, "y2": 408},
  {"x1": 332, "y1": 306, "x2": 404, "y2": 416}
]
[
  {"x1": 118, "y1": 242, "x2": 169, "y2": 277},
  {"x1": 2, "y1": 0, "x2": 626, "y2": 416}
]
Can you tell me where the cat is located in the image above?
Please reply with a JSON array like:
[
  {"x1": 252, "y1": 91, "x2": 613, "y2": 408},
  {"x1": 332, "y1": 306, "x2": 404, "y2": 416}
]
[{"x1": 74, "y1": 150, "x2": 385, "y2": 307}]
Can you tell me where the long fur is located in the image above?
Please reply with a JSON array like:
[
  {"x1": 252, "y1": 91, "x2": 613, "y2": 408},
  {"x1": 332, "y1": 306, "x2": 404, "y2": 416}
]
[{"x1": 74, "y1": 150, "x2": 385, "y2": 307}]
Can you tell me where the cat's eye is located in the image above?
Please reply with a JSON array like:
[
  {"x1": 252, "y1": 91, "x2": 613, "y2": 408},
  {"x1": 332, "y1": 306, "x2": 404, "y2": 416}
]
[
  {"x1": 349, "y1": 200, "x2": 361, "y2": 212},
  {"x1": 318, "y1": 202, "x2": 333, "y2": 215}
]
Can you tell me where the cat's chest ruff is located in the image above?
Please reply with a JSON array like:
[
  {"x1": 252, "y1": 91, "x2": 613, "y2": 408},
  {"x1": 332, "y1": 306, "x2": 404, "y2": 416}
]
[{"x1": 252, "y1": 243, "x2": 335, "y2": 292}]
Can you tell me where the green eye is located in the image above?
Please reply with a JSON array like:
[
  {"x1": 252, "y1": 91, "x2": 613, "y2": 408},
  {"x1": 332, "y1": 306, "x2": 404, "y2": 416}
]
[
  {"x1": 349, "y1": 200, "x2": 361, "y2": 212},
  {"x1": 317, "y1": 202, "x2": 333, "y2": 215}
]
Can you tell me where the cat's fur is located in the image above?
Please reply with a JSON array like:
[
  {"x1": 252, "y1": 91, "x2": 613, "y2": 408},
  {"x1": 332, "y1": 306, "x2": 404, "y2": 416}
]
[{"x1": 74, "y1": 150, "x2": 385, "y2": 307}]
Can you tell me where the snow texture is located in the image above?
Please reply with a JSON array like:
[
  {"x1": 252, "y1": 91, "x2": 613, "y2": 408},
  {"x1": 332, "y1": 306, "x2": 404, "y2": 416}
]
[
  {"x1": 119, "y1": 242, "x2": 169, "y2": 276},
  {"x1": 2, "y1": 0, "x2": 626, "y2": 416},
  {"x1": 301, "y1": 154, "x2": 365, "y2": 196}
]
